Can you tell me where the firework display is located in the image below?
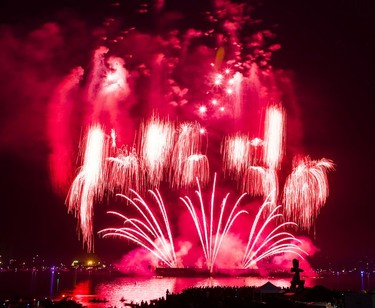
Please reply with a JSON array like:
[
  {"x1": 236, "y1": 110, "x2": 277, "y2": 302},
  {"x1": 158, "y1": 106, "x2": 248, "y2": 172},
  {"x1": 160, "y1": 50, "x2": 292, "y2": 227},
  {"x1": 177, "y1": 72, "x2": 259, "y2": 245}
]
[{"x1": 53, "y1": 0, "x2": 335, "y2": 271}]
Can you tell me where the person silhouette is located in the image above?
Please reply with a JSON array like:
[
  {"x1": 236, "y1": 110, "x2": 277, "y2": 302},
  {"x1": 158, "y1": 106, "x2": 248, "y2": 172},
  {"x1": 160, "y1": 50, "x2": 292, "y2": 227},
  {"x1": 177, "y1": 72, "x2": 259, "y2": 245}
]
[{"x1": 291, "y1": 258, "x2": 305, "y2": 291}]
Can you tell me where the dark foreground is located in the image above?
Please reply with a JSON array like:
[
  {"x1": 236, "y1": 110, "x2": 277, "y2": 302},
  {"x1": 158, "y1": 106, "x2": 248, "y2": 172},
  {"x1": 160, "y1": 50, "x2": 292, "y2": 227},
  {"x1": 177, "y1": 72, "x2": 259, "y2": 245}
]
[
  {"x1": 1, "y1": 285, "x2": 373, "y2": 308},
  {"x1": 132, "y1": 285, "x2": 341, "y2": 308}
]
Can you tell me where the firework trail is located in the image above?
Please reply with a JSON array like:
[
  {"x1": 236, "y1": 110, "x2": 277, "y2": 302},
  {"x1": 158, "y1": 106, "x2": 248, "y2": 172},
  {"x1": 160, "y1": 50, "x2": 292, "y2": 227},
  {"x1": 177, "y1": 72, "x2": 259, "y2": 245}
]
[
  {"x1": 180, "y1": 174, "x2": 248, "y2": 272},
  {"x1": 242, "y1": 195, "x2": 308, "y2": 269},
  {"x1": 99, "y1": 189, "x2": 177, "y2": 268},
  {"x1": 66, "y1": 125, "x2": 109, "y2": 252},
  {"x1": 283, "y1": 156, "x2": 335, "y2": 231}
]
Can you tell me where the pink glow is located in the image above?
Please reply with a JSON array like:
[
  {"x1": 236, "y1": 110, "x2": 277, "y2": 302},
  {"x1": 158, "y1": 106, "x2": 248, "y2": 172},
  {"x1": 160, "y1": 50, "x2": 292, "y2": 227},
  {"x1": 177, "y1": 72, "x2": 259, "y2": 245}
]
[{"x1": 48, "y1": 67, "x2": 84, "y2": 193}]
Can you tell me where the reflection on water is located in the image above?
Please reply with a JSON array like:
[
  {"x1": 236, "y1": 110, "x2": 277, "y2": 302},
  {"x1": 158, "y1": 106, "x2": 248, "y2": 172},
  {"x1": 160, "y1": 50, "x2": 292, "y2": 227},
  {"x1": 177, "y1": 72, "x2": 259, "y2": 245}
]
[
  {"x1": 71, "y1": 275, "x2": 323, "y2": 306},
  {"x1": 0, "y1": 271, "x2": 367, "y2": 306},
  {"x1": 69, "y1": 273, "x2": 368, "y2": 306}
]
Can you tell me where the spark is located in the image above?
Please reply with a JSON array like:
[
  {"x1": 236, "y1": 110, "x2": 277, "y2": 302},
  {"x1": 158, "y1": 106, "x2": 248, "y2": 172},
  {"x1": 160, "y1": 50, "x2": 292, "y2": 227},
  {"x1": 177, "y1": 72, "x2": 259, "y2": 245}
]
[
  {"x1": 199, "y1": 105, "x2": 207, "y2": 114},
  {"x1": 180, "y1": 174, "x2": 248, "y2": 272},
  {"x1": 283, "y1": 156, "x2": 335, "y2": 231},
  {"x1": 242, "y1": 195, "x2": 308, "y2": 269},
  {"x1": 214, "y1": 74, "x2": 224, "y2": 85},
  {"x1": 99, "y1": 189, "x2": 177, "y2": 268}
]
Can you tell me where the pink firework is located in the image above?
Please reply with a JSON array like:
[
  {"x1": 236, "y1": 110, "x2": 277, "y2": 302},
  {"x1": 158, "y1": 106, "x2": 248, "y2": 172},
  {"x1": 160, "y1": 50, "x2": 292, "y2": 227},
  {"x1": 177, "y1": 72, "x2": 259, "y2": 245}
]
[
  {"x1": 242, "y1": 196, "x2": 308, "y2": 269},
  {"x1": 139, "y1": 115, "x2": 175, "y2": 187},
  {"x1": 180, "y1": 174, "x2": 248, "y2": 272},
  {"x1": 242, "y1": 167, "x2": 278, "y2": 211},
  {"x1": 107, "y1": 147, "x2": 143, "y2": 194},
  {"x1": 263, "y1": 105, "x2": 286, "y2": 169},
  {"x1": 170, "y1": 122, "x2": 207, "y2": 188},
  {"x1": 242, "y1": 166, "x2": 266, "y2": 197},
  {"x1": 66, "y1": 125, "x2": 109, "y2": 252},
  {"x1": 99, "y1": 189, "x2": 177, "y2": 268},
  {"x1": 249, "y1": 138, "x2": 264, "y2": 166},
  {"x1": 283, "y1": 156, "x2": 335, "y2": 231},
  {"x1": 180, "y1": 154, "x2": 210, "y2": 188}
]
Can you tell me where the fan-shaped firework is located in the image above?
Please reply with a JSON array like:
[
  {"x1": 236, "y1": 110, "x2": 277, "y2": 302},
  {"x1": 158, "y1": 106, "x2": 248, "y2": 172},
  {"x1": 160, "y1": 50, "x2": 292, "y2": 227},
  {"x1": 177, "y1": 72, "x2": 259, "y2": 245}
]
[
  {"x1": 180, "y1": 174, "x2": 248, "y2": 272},
  {"x1": 99, "y1": 189, "x2": 177, "y2": 268},
  {"x1": 242, "y1": 195, "x2": 308, "y2": 269}
]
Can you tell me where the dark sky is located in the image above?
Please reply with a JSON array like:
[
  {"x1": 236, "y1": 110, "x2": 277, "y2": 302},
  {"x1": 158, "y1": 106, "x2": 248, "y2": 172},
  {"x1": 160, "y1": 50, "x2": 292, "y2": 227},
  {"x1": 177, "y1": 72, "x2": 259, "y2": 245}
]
[{"x1": 0, "y1": 0, "x2": 374, "y2": 267}]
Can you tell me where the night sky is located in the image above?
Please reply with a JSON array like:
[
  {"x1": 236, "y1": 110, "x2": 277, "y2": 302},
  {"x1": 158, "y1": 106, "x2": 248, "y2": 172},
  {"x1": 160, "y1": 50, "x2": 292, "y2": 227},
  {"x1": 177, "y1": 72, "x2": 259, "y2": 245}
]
[{"x1": 0, "y1": 0, "x2": 374, "y2": 267}]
